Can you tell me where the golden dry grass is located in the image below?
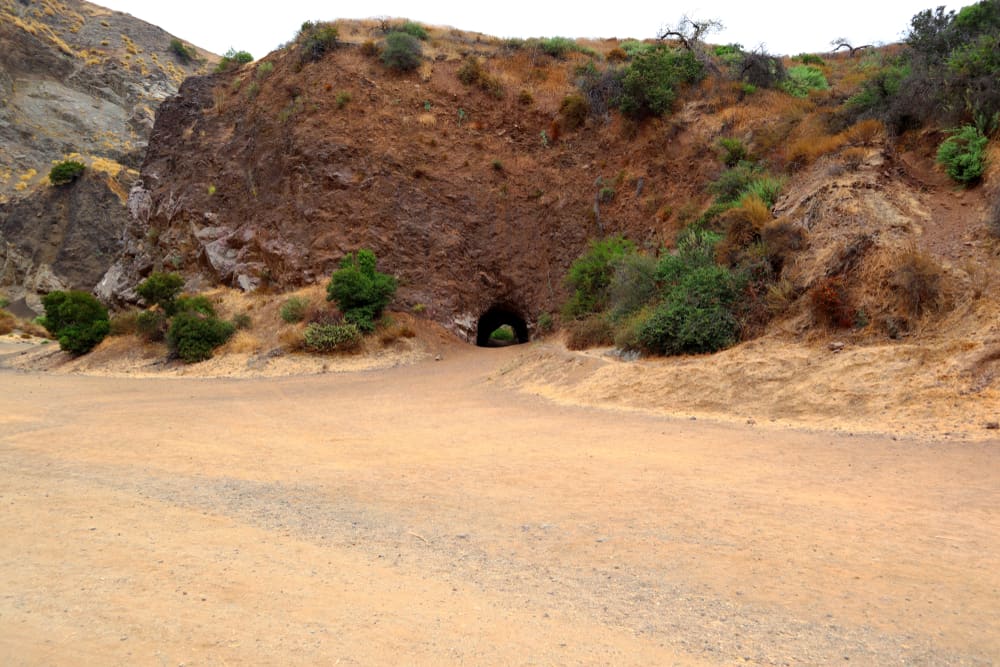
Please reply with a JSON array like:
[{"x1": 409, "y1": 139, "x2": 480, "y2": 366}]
[{"x1": 222, "y1": 330, "x2": 263, "y2": 355}]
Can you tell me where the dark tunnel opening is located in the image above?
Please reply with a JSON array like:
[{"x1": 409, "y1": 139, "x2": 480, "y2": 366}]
[{"x1": 476, "y1": 304, "x2": 529, "y2": 347}]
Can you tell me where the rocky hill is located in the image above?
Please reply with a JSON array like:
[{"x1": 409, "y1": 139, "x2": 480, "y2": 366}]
[
  {"x1": 0, "y1": 0, "x2": 214, "y2": 311},
  {"x1": 99, "y1": 19, "x2": 999, "y2": 349}
]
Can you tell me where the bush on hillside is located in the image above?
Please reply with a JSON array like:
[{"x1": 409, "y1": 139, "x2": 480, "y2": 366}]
[
  {"x1": 891, "y1": 251, "x2": 943, "y2": 317},
  {"x1": 936, "y1": 124, "x2": 990, "y2": 184},
  {"x1": 166, "y1": 311, "x2": 235, "y2": 363},
  {"x1": 326, "y1": 249, "x2": 397, "y2": 332},
  {"x1": 381, "y1": 32, "x2": 422, "y2": 71},
  {"x1": 735, "y1": 50, "x2": 786, "y2": 90},
  {"x1": 397, "y1": 21, "x2": 428, "y2": 40},
  {"x1": 607, "y1": 252, "x2": 658, "y2": 321},
  {"x1": 137, "y1": 272, "x2": 184, "y2": 315},
  {"x1": 169, "y1": 38, "x2": 195, "y2": 64},
  {"x1": 537, "y1": 36, "x2": 581, "y2": 59},
  {"x1": 280, "y1": 296, "x2": 309, "y2": 323},
  {"x1": 457, "y1": 57, "x2": 504, "y2": 98},
  {"x1": 216, "y1": 48, "x2": 253, "y2": 72},
  {"x1": 49, "y1": 160, "x2": 85, "y2": 186},
  {"x1": 810, "y1": 276, "x2": 854, "y2": 328},
  {"x1": 40, "y1": 290, "x2": 109, "y2": 355},
  {"x1": 781, "y1": 65, "x2": 828, "y2": 98},
  {"x1": 562, "y1": 236, "x2": 636, "y2": 319},
  {"x1": 297, "y1": 21, "x2": 339, "y2": 64},
  {"x1": 716, "y1": 137, "x2": 748, "y2": 167},
  {"x1": 174, "y1": 294, "x2": 215, "y2": 317},
  {"x1": 617, "y1": 45, "x2": 703, "y2": 119},
  {"x1": 636, "y1": 264, "x2": 743, "y2": 355},
  {"x1": 302, "y1": 322, "x2": 362, "y2": 352}
]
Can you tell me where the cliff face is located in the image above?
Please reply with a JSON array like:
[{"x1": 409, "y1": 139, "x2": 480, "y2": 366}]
[
  {"x1": 100, "y1": 36, "x2": 719, "y2": 340},
  {"x1": 0, "y1": 0, "x2": 214, "y2": 309}
]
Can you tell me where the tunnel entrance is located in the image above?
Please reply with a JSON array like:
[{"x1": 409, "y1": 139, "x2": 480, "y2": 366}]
[{"x1": 476, "y1": 304, "x2": 529, "y2": 347}]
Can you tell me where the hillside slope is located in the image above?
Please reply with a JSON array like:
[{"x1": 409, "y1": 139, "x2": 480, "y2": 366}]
[
  {"x1": 101, "y1": 21, "x2": 998, "y2": 350},
  {"x1": 0, "y1": 0, "x2": 215, "y2": 310}
]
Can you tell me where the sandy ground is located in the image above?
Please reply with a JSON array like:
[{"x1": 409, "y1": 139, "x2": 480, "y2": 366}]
[{"x1": 1, "y1": 339, "x2": 998, "y2": 665}]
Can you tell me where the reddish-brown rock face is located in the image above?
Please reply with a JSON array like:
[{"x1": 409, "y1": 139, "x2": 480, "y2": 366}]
[{"x1": 101, "y1": 43, "x2": 712, "y2": 341}]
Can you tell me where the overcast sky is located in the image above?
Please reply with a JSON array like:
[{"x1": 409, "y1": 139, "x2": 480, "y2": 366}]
[{"x1": 95, "y1": 1, "x2": 958, "y2": 59}]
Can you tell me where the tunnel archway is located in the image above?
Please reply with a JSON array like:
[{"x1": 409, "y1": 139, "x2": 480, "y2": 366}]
[{"x1": 476, "y1": 304, "x2": 529, "y2": 347}]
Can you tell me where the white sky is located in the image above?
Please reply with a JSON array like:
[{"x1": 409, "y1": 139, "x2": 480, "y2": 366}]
[{"x1": 95, "y1": 1, "x2": 957, "y2": 59}]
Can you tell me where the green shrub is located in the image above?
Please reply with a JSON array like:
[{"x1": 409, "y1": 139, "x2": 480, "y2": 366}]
[
  {"x1": 537, "y1": 36, "x2": 579, "y2": 59},
  {"x1": 637, "y1": 265, "x2": 743, "y2": 355},
  {"x1": 303, "y1": 322, "x2": 362, "y2": 352},
  {"x1": 902, "y1": 2, "x2": 1000, "y2": 123},
  {"x1": 326, "y1": 249, "x2": 398, "y2": 332},
  {"x1": 620, "y1": 40, "x2": 653, "y2": 58},
  {"x1": 216, "y1": 48, "x2": 253, "y2": 72},
  {"x1": 708, "y1": 162, "x2": 783, "y2": 207},
  {"x1": 936, "y1": 124, "x2": 989, "y2": 184},
  {"x1": 137, "y1": 272, "x2": 184, "y2": 315},
  {"x1": 174, "y1": 294, "x2": 215, "y2": 317},
  {"x1": 256, "y1": 61, "x2": 274, "y2": 79},
  {"x1": 169, "y1": 38, "x2": 195, "y2": 64},
  {"x1": 562, "y1": 236, "x2": 635, "y2": 319},
  {"x1": 49, "y1": 160, "x2": 85, "y2": 186},
  {"x1": 716, "y1": 137, "x2": 748, "y2": 167},
  {"x1": 781, "y1": 65, "x2": 829, "y2": 98},
  {"x1": 298, "y1": 21, "x2": 339, "y2": 64},
  {"x1": 608, "y1": 252, "x2": 658, "y2": 321},
  {"x1": 40, "y1": 290, "x2": 110, "y2": 355},
  {"x1": 796, "y1": 53, "x2": 825, "y2": 66},
  {"x1": 280, "y1": 296, "x2": 309, "y2": 323},
  {"x1": 166, "y1": 311, "x2": 235, "y2": 363},
  {"x1": 656, "y1": 228, "x2": 721, "y2": 287},
  {"x1": 398, "y1": 21, "x2": 428, "y2": 40},
  {"x1": 740, "y1": 175, "x2": 785, "y2": 207},
  {"x1": 381, "y1": 32, "x2": 422, "y2": 71},
  {"x1": 617, "y1": 46, "x2": 703, "y2": 118},
  {"x1": 612, "y1": 306, "x2": 652, "y2": 351}
]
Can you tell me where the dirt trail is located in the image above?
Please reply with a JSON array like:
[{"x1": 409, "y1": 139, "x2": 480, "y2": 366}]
[{"x1": 1, "y1": 343, "x2": 998, "y2": 665}]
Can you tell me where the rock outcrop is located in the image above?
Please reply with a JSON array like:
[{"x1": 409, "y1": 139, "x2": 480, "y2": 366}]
[{"x1": 0, "y1": 0, "x2": 215, "y2": 306}]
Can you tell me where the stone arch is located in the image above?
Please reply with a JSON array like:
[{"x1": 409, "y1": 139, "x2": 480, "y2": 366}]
[{"x1": 475, "y1": 303, "x2": 529, "y2": 347}]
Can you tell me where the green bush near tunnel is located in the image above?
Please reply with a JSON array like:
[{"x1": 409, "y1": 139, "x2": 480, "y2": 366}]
[
  {"x1": 166, "y1": 311, "x2": 235, "y2": 363},
  {"x1": 326, "y1": 249, "x2": 398, "y2": 332},
  {"x1": 40, "y1": 290, "x2": 110, "y2": 355}
]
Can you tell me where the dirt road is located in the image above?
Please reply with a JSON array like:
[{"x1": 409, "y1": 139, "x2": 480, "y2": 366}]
[{"x1": 1, "y1": 343, "x2": 997, "y2": 665}]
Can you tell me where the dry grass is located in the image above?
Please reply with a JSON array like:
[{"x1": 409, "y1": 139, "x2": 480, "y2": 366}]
[
  {"x1": 0, "y1": 310, "x2": 14, "y2": 336},
  {"x1": 565, "y1": 315, "x2": 613, "y2": 350},
  {"x1": 891, "y1": 249, "x2": 943, "y2": 318},
  {"x1": 223, "y1": 330, "x2": 263, "y2": 355},
  {"x1": 843, "y1": 119, "x2": 884, "y2": 145}
]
